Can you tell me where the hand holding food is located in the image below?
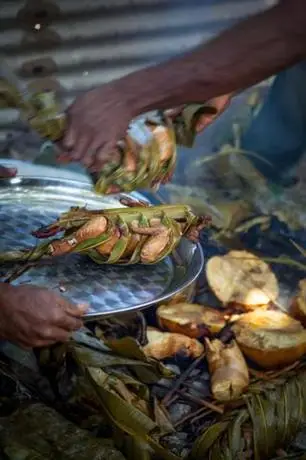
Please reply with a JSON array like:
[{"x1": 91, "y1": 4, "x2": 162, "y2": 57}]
[
  {"x1": 0, "y1": 283, "x2": 87, "y2": 348},
  {"x1": 0, "y1": 165, "x2": 17, "y2": 178}
]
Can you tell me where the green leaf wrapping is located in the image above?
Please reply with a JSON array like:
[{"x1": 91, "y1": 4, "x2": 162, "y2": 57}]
[
  {"x1": 93, "y1": 104, "x2": 212, "y2": 194},
  {"x1": 0, "y1": 204, "x2": 207, "y2": 266},
  {"x1": 190, "y1": 369, "x2": 306, "y2": 460},
  {"x1": 0, "y1": 71, "x2": 214, "y2": 194}
]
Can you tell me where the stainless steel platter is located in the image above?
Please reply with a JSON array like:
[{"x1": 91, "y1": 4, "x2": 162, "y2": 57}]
[{"x1": 0, "y1": 176, "x2": 204, "y2": 319}]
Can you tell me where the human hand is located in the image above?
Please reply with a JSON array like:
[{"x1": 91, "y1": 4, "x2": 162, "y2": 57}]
[
  {"x1": 0, "y1": 283, "x2": 88, "y2": 348},
  {"x1": 0, "y1": 165, "x2": 17, "y2": 178},
  {"x1": 57, "y1": 82, "x2": 135, "y2": 172}
]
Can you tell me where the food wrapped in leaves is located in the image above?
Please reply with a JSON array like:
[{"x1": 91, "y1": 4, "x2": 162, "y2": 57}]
[
  {"x1": 205, "y1": 338, "x2": 249, "y2": 401},
  {"x1": 157, "y1": 303, "x2": 226, "y2": 338},
  {"x1": 0, "y1": 79, "x2": 66, "y2": 142},
  {"x1": 0, "y1": 200, "x2": 210, "y2": 266},
  {"x1": 233, "y1": 310, "x2": 306, "y2": 369},
  {"x1": 93, "y1": 104, "x2": 216, "y2": 194},
  {"x1": 0, "y1": 77, "x2": 215, "y2": 194},
  {"x1": 206, "y1": 250, "x2": 279, "y2": 308}
]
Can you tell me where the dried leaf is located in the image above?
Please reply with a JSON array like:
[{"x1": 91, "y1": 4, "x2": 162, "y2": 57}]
[
  {"x1": 152, "y1": 398, "x2": 175, "y2": 434},
  {"x1": 191, "y1": 369, "x2": 306, "y2": 459}
]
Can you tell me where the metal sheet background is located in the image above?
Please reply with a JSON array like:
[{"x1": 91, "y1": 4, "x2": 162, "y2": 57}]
[{"x1": 0, "y1": 0, "x2": 273, "y2": 146}]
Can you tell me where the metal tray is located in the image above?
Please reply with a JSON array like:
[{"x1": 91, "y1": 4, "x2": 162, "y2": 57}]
[{"x1": 0, "y1": 176, "x2": 204, "y2": 319}]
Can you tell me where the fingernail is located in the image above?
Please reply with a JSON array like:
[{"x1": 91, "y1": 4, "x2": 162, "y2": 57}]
[
  {"x1": 8, "y1": 167, "x2": 17, "y2": 177},
  {"x1": 77, "y1": 303, "x2": 89, "y2": 312},
  {"x1": 0, "y1": 167, "x2": 17, "y2": 177}
]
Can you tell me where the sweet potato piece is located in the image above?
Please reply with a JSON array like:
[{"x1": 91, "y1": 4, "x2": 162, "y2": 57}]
[
  {"x1": 206, "y1": 250, "x2": 278, "y2": 308},
  {"x1": 157, "y1": 303, "x2": 226, "y2": 338},
  {"x1": 232, "y1": 310, "x2": 306, "y2": 369},
  {"x1": 143, "y1": 327, "x2": 204, "y2": 360},
  {"x1": 205, "y1": 338, "x2": 249, "y2": 402},
  {"x1": 290, "y1": 279, "x2": 306, "y2": 327}
]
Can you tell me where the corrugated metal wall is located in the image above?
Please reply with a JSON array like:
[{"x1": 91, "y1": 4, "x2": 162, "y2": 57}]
[{"x1": 1, "y1": 0, "x2": 272, "y2": 146}]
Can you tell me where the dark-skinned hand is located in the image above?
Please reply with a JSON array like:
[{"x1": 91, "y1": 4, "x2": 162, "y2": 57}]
[
  {"x1": 0, "y1": 165, "x2": 17, "y2": 178},
  {"x1": 57, "y1": 84, "x2": 232, "y2": 176},
  {"x1": 57, "y1": 83, "x2": 134, "y2": 172},
  {"x1": 0, "y1": 283, "x2": 88, "y2": 349}
]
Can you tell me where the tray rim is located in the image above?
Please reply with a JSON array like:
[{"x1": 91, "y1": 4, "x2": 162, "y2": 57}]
[{"x1": 0, "y1": 175, "x2": 204, "y2": 319}]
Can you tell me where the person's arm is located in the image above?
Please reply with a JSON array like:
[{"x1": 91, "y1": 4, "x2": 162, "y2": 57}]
[
  {"x1": 60, "y1": 0, "x2": 306, "y2": 169},
  {"x1": 120, "y1": 0, "x2": 306, "y2": 115}
]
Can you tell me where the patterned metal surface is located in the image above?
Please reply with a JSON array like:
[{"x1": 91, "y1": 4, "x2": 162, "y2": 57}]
[{"x1": 0, "y1": 177, "x2": 203, "y2": 318}]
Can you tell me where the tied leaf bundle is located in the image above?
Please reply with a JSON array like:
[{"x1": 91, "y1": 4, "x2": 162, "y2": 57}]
[
  {"x1": 0, "y1": 199, "x2": 211, "y2": 266},
  {"x1": 93, "y1": 104, "x2": 216, "y2": 195},
  {"x1": 0, "y1": 78, "x2": 66, "y2": 142},
  {"x1": 0, "y1": 73, "x2": 214, "y2": 194}
]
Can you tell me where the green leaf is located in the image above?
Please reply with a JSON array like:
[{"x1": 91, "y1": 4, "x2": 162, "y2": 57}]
[
  {"x1": 104, "y1": 337, "x2": 146, "y2": 361},
  {"x1": 123, "y1": 435, "x2": 152, "y2": 460},
  {"x1": 71, "y1": 344, "x2": 153, "y2": 370},
  {"x1": 110, "y1": 369, "x2": 150, "y2": 401},
  {"x1": 152, "y1": 398, "x2": 175, "y2": 434},
  {"x1": 190, "y1": 422, "x2": 229, "y2": 459},
  {"x1": 228, "y1": 409, "x2": 249, "y2": 456},
  {"x1": 103, "y1": 337, "x2": 174, "y2": 383},
  {"x1": 86, "y1": 367, "x2": 157, "y2": 437},
  {"x1": 73, "y1": 233, "x2": 112, "y2": 252}
]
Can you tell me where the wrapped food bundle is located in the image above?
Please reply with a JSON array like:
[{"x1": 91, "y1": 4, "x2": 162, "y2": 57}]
[
  {"x1": 0, "y1": 200, "x2": 211, "y2": 266},
  {"x1": 0, "y1": 79, "x2": 66, "y2": 142},
  {"x1": 0, "y1": 77, "x2": 215, "y2": 194},
  {"x1": 92, "y1": 104, "x2": 216, "y2": 194}
]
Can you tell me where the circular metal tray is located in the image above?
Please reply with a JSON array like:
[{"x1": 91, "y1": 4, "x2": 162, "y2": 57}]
[{"x1": 0, "y1": 176, "x2": 204, "y2": 319}]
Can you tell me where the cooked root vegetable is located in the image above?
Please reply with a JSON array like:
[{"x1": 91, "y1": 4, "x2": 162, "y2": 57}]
[
  {"x1": 157, "y1": 303, "x2": 226, "y2": 338},
  {"x1": 232, "y1": 310, "x2": 306, "y2": 369},
  {"x1": 206, "y1": 250, "x2": 279, "y2": 308},
  {"x1": 143, "y1": 327, "x2": 204, "y2": 360},
  {"x1": 0, "y1": 201, "x2": 210, "y2": 266},
  {"x1": 205, "y1": 338, "x2": 249, "y2": 401},
  {"x1": 290, "y1": 279, "x2": 306, "y2": 327}
]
